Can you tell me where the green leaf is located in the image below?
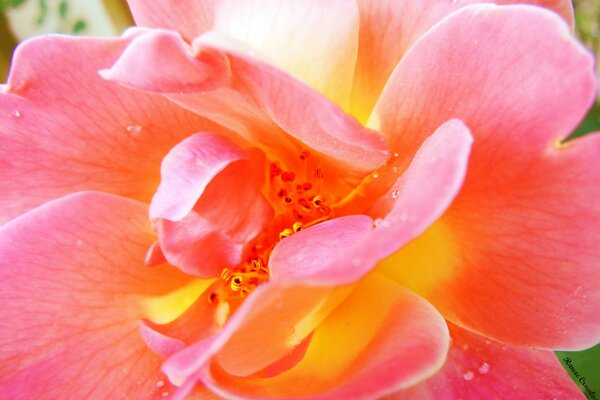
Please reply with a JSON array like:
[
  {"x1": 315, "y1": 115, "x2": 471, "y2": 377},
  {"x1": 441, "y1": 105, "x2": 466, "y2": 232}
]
[
  {"x1": 58, "y1": 0, "x2": 68, "y2": 19},
  {"x1": 557, "y1": 344, "x2": 600, "y2": 400},
  {"x1": 72, "y1": 19, "x2": 86, "y2": 34}
]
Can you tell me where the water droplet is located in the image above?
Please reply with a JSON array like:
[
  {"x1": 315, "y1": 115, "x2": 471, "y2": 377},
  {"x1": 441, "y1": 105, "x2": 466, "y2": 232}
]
[
  {"x1": 392, "y1": 166, "x2": 399, "y2": 173},
  {"x1": 477, "y1": 362, "x2": 490, "y2": 375},
  {"x1": 393, "y1": 152, "x2": 399, "y2": 158},
  {"x1": 195, "y1": 158, "x2": 205, "y2": 166},
  {"x1": 11, "y1": 110, "x2": 21, "y2": 119},
  {"x1": 155, "y1": 380, "x2": 165, "y2": 388},
  {"x1": 126, "y1": 124, "x2": 142, "y2": 135},
  {"x1": 463, "y1": 370, "x2": 474, "y2": 381},
  {"x1": 351, "y1": 258, "x2": 361, "y2": 267},
  {"x1": 374, "y1": 218, "x2": 390, "y2": 228},
  {"x1": 372, "y1": 172, "x2": 379, "y2": 179},
  {"x1": 161, "y1": 391, "x2": 170, "y2": 397},
  {"x1": 391, "y1": 190, "x2": 400, "y2": 200}
]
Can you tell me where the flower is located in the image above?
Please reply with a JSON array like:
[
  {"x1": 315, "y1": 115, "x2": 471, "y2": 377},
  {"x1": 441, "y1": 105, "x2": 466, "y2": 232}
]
[{"x1": 0, "y1": 0, "x2": 599, "y2": 399}]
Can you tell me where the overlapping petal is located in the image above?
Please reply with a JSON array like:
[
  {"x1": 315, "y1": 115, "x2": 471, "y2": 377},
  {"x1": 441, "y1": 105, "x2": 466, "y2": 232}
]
[
  {"x1": 351, "y1": 0, "x2": 574, "y2": 122},
  {"x1": 101, "y1": 29, "x2": 389, "y2": 198},
  {"x1": 0, "y1": 34, "x2": 222, "y2": 226},
  {"x1": 152, "y1": 133, "x2": 273, "y2": 277},
  {"x1": 163, "y1": 274, "x2": 449, "y2": 400},
  {"x1": 269, "y1": 119, "x2": 472, "y2": 285},
  {"x1": 127, "y1": 0, "x2": 359, "y2": 109},
  {"x1": 388, "y1": 323, "x2": 585, "y2": 400},
  {"x1": 373, "y1": 4, "x2": 600, "y2": 349},
  {"x1": 0, "y1": 192, "x2": 194, "y2": 399}
]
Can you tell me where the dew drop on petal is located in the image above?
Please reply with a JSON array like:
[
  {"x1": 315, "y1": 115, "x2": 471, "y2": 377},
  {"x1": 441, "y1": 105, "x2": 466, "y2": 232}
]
[
  {"x1": 126, "y1": 124, "x2": 142, "y2": 135},
  {"x1": 11, "y1": 110, "x2": 22, "y2": 119},
  {"x1": 478, "y1": 362, "x2": 490, "y2": 375},
  {"x1": 155, "y1": 380, "x2": 165, "y2": 389},
  {"x1": 391, "y1": 190, "x2": 400, "y2": 200},
  {"x1": 374, "y1": 218, "x2": 390, "y2": 228},
  {"x1": 372, "y1": 172, "x2": 379, "y2": 179},
  {"x1": 393, "y1": 152, "x2": 399, "y2": 158},
  {"x1": 162, "y1": 391, "x2": 170, "y2": 397},
  {"x1": 463, "y1": 370, "x2": 475, "y2": 381}
]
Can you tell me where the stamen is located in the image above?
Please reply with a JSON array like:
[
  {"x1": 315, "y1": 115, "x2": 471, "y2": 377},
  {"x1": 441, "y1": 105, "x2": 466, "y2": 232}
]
[
  {"x1": 299, "y1": 150, "x2": 311, "y2": 160},
  {"x1": 279, "y1": 228, "x2": 294, "y2": 239},
  {"x1": 312, "y1": 195, "x2": 331, "y2": 213},
  {"x1": 292, "y1": 222, "x2": 304, "y2": 232},
  {"x1": 281, "y1": 171, "x2": 296, "y2": 182},
  {"x1": 221, "y1": 268, "x2": 232, "y2": 281},
  {"x1": 230, "y1": 275, "x2": 244, "y2": 291}
]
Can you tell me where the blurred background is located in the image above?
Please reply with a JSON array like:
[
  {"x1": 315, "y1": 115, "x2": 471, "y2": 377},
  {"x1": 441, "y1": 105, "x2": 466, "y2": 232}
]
[{"x1": 0, "y1": 1, "x2": 599, "y2": 399}]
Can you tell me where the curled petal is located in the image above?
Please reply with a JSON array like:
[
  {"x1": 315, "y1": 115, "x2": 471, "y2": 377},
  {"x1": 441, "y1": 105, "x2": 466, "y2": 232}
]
[
  {"x1": 270, "y1": 119, "x2": 472, "y2": 285},
  {"x1": 178, "y1": 274, "x2": 450, "y2": 400}
]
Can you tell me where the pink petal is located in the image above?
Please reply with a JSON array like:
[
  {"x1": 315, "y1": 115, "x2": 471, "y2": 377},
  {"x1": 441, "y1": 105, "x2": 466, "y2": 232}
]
[
  {"x1": 101, "y1": 29, "x2": 389, "y2": 194},
  {"x1": 373, "y1": 4, "x2": 600, "y2": 349},
  {"x1": 150, "y1": 132, "x2": 248, "y2": 221},
  {"x1": 386, "y1": 323, "x2": 585, "y2": 400},
  {"x1": 127, "y1": 0, "x2": 215, "y2": 41},
  {"x1": 0, "y1": 192, "x2": 193, "y2": 399},
  {"x1": 269, "y1": 119, "x2": 472, "y2": 285},
  {"x1": 351, "y1": 0, "x2": 574, "y2": 122},
  {"x1": 0, "y1": 34, "x2": 221, "y2": 226},
  {"x1": 153, "y1": 134, "x2": 273, "y2": 276},
  {"x1": 198, "y1": 274, "x2": 450, "y2": 399}
]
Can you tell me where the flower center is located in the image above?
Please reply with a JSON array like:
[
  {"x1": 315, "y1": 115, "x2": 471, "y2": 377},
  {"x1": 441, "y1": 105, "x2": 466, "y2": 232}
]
[{"x1": 214, "y1": 150, "x2": 335, "y2": 301}]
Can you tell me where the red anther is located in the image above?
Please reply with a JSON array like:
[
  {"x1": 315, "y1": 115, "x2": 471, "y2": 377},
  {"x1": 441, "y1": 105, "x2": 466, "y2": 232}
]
[
  {"x1": 270, "y1": 163, "x2": 282, "y2": 177},
  {"x1": 299, "y1": 150, "x2": 311, "y2": 160},
  {"x1": 281, "y1": 171, "x2": 296, "y2": 182}
]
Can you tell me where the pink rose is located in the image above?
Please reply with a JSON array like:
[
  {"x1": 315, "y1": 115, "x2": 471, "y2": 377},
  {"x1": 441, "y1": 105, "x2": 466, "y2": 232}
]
[{"x1": 1, "y1": 1, "x2": 598, "y2": 399}]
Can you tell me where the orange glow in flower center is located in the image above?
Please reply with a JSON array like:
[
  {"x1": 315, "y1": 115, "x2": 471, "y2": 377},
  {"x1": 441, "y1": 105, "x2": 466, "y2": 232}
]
[{"x1": 214, "y1": 150, "x2": 334, "y2": 301}]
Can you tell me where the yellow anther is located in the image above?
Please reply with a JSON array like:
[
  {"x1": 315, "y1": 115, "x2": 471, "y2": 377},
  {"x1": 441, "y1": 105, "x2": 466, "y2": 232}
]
[
  {"x1": 312, "y1": 195, "x2": 331, "y2": 214},
  {"x1": 279, "y1": 228, "x2": 294, "y2": 239},
  {"x1": 230, "y1": 275, "x2": 244, "y2": 291},
  {"x1": 293, "y1": 222, "x2": 304, "y2": 232},
  {"x1": 220, "y1": 268, "x2": 232, "y2": 281}
]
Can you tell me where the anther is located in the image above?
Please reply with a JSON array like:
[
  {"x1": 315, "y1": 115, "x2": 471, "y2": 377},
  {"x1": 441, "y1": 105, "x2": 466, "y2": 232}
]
[
  {"x1": 270, "y1": 163, "x2": 282, "y2": 177},
  {"x1": 312, "y1": 195, "x2": 331, "y2": 214},
  {"x1": 231, "y1": 275, "x2": 244, "y2": 291},
  {"x1": 293, "y1": 222, "x2": 303, "y2": 232},
  {"x1": 281, "y1": 171, "x2": 296, "y2": 182},
  {"x1": 279, "y1": 228, "x2": 294, "y2": 239},
  {"x1": 299, "y1": 150, "x2": 311, "y2": 160},
  {"x1": 221, "y1": 268, "x2": 232, "y2": 281}
]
